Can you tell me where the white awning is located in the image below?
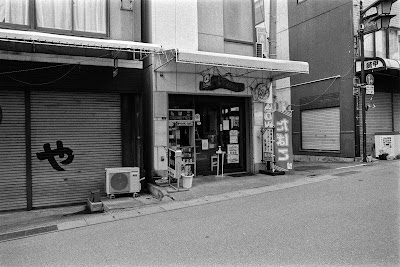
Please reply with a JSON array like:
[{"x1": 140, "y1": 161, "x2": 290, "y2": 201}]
[
  {"x1": 0, "y1": 28, "x2": 163, "y2": 55},
  {"x1": 174, "y1": 49, "x2": 309, "y2": 80},
  {"x1": 355, "y1": 57, "x2": 400, "y2": 73}
]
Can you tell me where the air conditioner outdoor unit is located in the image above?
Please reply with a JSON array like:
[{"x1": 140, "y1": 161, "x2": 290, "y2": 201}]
[
  {"x1": 256, "y1": 42, "x2": 264, "y2": 58},
  {"x1": 105, "y1": 167, "x2": 140, "y2": 198}
]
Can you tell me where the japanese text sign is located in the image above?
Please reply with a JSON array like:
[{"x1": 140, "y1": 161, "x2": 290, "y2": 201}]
[{"x1": 274, "y1": 111, "x2": 293, "y2": 171}]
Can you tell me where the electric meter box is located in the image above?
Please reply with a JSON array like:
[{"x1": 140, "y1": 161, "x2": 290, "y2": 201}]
[{"x1": 374, "y1": 132, "x2": 400, "y2": 159}]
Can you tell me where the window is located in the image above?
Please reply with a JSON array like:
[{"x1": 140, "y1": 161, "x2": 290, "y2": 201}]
[
  {"x1": 254, "y1": 0, "x2": 264, "y2": 26},
  {"x1": 0, "y1": 0, "x2": 29, "y2": 26},
  {"x1": 0, "y1": 0, "x2": 107, "y2": 36}
]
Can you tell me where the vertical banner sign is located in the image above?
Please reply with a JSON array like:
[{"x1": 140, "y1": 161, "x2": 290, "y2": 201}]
[
  {"x1": 274, "y1": 111, "x2": 293, "y2": 171},
  {"x1": 263, "y1": 103, "x2": 274, "y2": 162}
]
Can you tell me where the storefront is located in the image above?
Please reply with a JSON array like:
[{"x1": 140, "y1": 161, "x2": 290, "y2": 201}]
[
  {"x1": 355, "y1": 57, "x2": 400, "y2": 157},
  {"x1": 169, "y1": 95, "x2": 248, "y2": 176},
  {"x1": 0, "y1": 61, "x2": 145, "y2": 211},
  {"x1": 147, "y1": 49, "x2": 309, "y2": 180},
  {"x1": 0, "y1": 30, "x2": 162, "y2": 211}
]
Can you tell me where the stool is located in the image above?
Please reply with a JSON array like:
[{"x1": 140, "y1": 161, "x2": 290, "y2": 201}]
[{"x1": 211, "y1": 155, "x2": 218, "y2": 171}]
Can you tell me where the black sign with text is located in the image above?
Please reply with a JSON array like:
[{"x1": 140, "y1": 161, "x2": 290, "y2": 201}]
[{"x1": 200, "y1": 75, "x2": 245, "y2": 92}]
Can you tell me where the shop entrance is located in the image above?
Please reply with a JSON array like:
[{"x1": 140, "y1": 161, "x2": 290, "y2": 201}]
[{"x1": 169, "y1": 95, "x2": 247, "y2": 176}]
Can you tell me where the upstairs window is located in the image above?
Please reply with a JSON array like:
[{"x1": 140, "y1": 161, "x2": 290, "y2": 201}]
[
  {"x1": 0, "y1": 0, "x2": 107, "y2": 36},
  {"x1": 254, "y1": 0, "x2": 264, "y2": 26},
  {"x1": 0, "y1": 0, "x2": 29, "y2": 26}
]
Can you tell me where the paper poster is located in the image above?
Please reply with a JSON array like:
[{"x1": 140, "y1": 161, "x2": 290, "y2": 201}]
[
  {"x1": 202, "y1": 139, "x2": 209, "y2": 150},
  {"x1": 227, "y1": 144, "x2": 239, "y2": 164},
  {"x1": 223, "y1": 120, "x2": 230, "y2": 130},
  {"x1": 229, "y1": 130, "x2": 238, "y2": 144}
]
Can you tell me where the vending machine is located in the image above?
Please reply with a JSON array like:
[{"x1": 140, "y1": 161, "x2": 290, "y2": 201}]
[{"x1": 168, "y1": 109, "x2": 196, "y2": 176}]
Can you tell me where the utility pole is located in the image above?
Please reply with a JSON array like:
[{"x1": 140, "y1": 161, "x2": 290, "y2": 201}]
[{"x1": 357, "y1": 0, "x2": 396, "y2": 162}]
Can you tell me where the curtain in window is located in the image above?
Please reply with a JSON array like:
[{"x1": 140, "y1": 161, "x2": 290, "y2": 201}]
[
  {"x1": 74, "y1": 0, "x2": 106, "y2": 34},
  {"x1": 36, "y1": 0, "x2": 72, "y2": 30},
  {"x1": 0, "y1": 0, "x2": 29, "y2": 25}
]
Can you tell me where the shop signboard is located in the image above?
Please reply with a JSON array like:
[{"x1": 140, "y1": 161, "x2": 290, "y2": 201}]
[
  {"x1": 169, "y1": 109, "x2": 194, "y2": 121},
  {"x1": 273, "y1": 111, "x2": 293, "y2": 171},
  {"x1": 168, "y1": 148, "x2": 182, "y2": 179},
  {"x1": 262, "y1": 103, "x2": 274, "y2": 161}
]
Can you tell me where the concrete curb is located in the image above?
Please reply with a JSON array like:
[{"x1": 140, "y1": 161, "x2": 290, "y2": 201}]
[{"x1": 0, "y1": 171, "x2": 357, "y2": 242}]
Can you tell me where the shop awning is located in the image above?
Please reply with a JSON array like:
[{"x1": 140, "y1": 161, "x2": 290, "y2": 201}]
[
  {"x1": 0, "y1": 28, "x2": 163, "y2": 69},
  {"x1": 355, "y1": 57, "x2": 400, "y2": 73},
  {"x1": 0, "y1": 28, "x2": 162, "y2": 54},
  {"x1": 173, "y1": 49, "x2": 309, "y2": 80}
]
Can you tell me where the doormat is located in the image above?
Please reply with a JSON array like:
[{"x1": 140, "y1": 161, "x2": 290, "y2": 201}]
[{"x1": 228, "y1": 173, "x2": 254, "y2": 177}]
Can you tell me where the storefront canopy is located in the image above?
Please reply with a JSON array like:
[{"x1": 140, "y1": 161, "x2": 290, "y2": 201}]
[
  {"x1": 173, "y1": 49, "x2": 309, "y2": 81},
  {"x1": 0, "y1": 28, "x2": 163, "y2": 69},
  {"x1": 356, "y1": 57, "x2": 400, "y2": 74}
]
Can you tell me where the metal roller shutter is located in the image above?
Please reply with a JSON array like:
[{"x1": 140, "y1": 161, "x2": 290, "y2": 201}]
[
  {"x1": 31, "y1": 91, "x2": 121, "y2": 208},
  {"x1": 364, "y1": 92, "x2": 393, "y2": 155},
  {"x1": 301, "y1": 107, "x2": 340, "y2": 151},
  {"x1": 0, "y1": 90, "x2": 27, "y2": 211},
  {"x1": 394, "y1": 93, "x2": 400, "y2": 132}
]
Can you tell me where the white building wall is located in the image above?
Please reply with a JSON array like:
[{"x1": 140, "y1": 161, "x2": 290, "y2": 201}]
[{"x1": 150, "y1": 0, "x2": 198, "y2": 50}]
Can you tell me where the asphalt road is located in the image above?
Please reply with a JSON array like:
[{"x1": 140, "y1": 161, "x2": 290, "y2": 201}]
[{"x1": 1, "y1": 161, "x2": 399, "y2": 267}]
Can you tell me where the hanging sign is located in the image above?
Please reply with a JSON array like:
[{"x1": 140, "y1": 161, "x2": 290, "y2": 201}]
[
  {"x1": 199, "y1": 75, "x2": 245, "y2": 92},
  {"x1": 366, "y1": 85, "x2": 374, "y2": 95},
  {"x1": 274, "y1": 111, "x2": 293, "y2": 171}
]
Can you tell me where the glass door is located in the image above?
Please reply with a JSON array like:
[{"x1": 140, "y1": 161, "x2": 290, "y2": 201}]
[{"x1": 194, "y1": 98, "x2": 246, "y2": 175}]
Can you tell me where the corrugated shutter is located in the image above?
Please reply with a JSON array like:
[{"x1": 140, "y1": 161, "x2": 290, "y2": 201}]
[
  {"x1": 31, "y1": 91, "x2": 121, "y2": 208},
  {"x1": 364, "y1": 92, "x2": 393, "y2": 155},
  {"x1": 301, "y1": 107, "x2": 340, "y2": 151},
  {"x1": 394, "y1": 93, "x2": 400, "y2": 132},
  {"x1": 0, "y1": 90, "x2": 27, "y2": 211}
]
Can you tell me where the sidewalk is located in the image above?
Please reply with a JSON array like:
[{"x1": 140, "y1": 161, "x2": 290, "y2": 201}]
[{"x1": 0, "y1": 161, "x2": 374, "y2": 242}]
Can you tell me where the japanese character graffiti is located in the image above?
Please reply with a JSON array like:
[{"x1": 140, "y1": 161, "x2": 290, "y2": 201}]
[{"x1": 36, "y1": 141, "x2": 74, "y2": 171}]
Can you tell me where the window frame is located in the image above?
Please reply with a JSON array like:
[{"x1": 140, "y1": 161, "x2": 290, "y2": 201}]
[{"x1": 0, "y1": 0, "x2": 109, "y2": 38}]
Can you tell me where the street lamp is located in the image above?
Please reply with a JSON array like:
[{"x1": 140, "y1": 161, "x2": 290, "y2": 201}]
[{"x1": 358, "y1": 0, "x2": 396, "y2": 162}]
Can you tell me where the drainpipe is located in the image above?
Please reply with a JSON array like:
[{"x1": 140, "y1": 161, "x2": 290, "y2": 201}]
[{"x1": 269, "y1": 0, "x2": 277, "y2": 59}]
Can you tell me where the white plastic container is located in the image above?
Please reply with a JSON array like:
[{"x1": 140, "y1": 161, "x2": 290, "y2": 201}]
[{"x1": 182, "y1": 174, "x2": 194, "y2": 189}]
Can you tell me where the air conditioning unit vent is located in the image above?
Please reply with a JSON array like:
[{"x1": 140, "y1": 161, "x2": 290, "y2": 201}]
[
  {"x1": 105, "y1": 167, "x2": 140, "y2": 198},
  {"x1": 256, "y1": 42, "x2": 264, "y2": 58}
]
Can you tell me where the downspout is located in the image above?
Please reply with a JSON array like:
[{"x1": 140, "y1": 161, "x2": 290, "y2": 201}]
[
  {"x1": 269, "y1": 0, "x2": 277, "y2": 59},
  {"x1": 269, "y1": 0, "x2": 277, "y2": 170}
]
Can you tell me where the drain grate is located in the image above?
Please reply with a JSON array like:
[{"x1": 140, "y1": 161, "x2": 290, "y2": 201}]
[{"x1": 332, "y1": 171, "x2": 360, "y2": 177}]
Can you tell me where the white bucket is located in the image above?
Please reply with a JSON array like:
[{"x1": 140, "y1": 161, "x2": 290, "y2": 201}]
[{"x1": 182, "y1": 174, "x2": 194, "y2": 189}]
